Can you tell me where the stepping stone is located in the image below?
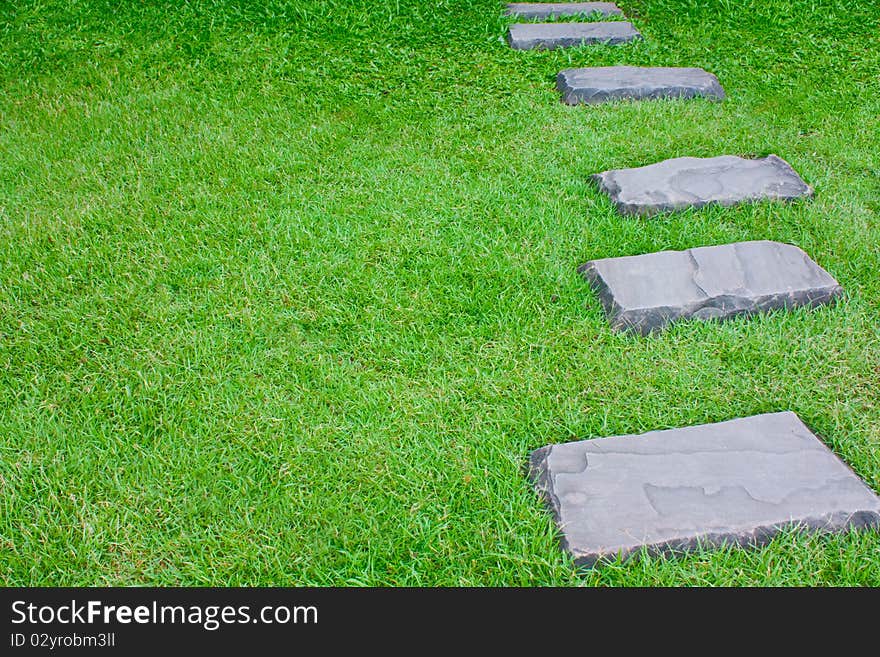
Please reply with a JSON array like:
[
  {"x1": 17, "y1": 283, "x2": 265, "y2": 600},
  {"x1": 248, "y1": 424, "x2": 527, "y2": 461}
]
[
  {"x1": 529, "y1": 412, "x2": 880, "y2": 567},
  {"x1": 557, "y1": 66, "x2": 725, "y2": 105},
  {"x1": 592, "y1": 154, "x2": 813, "y2": 216},
  {"x1": 507, "y1": 22, "x2": 642, "y2": 50},
  {"x1": 578, "y1": 240, "x2": 843, "y2": 335},
  {"x1": 505, "y1": 2, "x2": 623, "y2": 19}
]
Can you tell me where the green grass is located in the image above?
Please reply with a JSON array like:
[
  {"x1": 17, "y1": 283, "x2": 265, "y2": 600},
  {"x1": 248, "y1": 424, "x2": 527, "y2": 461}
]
[{"x1": 1, "y1": 0, "x2": 879, "y2": 586}]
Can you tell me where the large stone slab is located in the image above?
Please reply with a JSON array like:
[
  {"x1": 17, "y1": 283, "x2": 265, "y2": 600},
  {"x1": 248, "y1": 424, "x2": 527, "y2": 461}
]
[
  {"x1": 557, "y1": 66, "x2": 725, "y2": 105},
  {"x1": 592, "y1": 154, "x2": 813, "y2": 216},
  {"x1": 529, "y1": 412, "x2": 880, "y2": 567},
  {"x1": 505, "y1": 2, "x2": 623, "y2": 19},
  {"x1": 507, "y1": 22, "x2": 642, "y2": 50},
  {"x1": 578, "y1": 240, "x2": 843, "y2": 335}
]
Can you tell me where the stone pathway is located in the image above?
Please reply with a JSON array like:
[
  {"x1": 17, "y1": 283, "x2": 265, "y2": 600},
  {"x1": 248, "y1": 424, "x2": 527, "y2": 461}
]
[
  {"x1": 529, "y1": 412, "x2": 880, "y2": 566},
  {"x1": 507, "y1": 21, "x2": 641, "y2": 50},
  {"x1": 501, "y1": 3, "x2": 878, "y2": 566},
  {"x1": 557, "y1": 66, "x2": 725, "y2": 105},
  {"x1": 578, "y1": 240, "x2": 843, "y2": 335},
  {"x1": 592, "y1": 155, "x2": 813, "y2": 216}
]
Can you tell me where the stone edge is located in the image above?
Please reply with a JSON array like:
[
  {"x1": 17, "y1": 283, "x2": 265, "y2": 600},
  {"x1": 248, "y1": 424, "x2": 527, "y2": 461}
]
[
  {"x1": 590, "y1": 154, "x2": 814, "y2": 217},
  {"x1": 556, "y1": 68, "x2": 726, "y2": 105},
  {"x1": 527, "y1": 417, "x2": 880, "y2": 568},
  {"x1": 577, "y1": 244, "x2": 845, "y2": 336},
  {"x1": 504, "y1": 3, "x2": 624, "y2": 19},
  {"x1": 506, "y1": 22, "x2": 643, "y2": 51}
]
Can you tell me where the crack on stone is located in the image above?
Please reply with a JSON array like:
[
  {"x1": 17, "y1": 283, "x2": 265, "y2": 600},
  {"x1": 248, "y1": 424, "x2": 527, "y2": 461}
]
[
  {"x1": 686, "y1": 249, "x2": 710, "y2": 299},
  {"x1": 730, "y1": 241, "x2": 757, "y2": 294},
  {"x1": 550, "y1": 446, "x2": 590, "y2": 477},
  {"x1": 642, "y1": 483, "x2": 780, "y2": 517},
  {"x1": 639, "y1": 475, "x2": 873, "y2": 520}
]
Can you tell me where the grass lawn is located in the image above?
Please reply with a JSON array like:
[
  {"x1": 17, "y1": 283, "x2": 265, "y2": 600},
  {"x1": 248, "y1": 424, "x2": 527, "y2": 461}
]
[{"x1": 1, "y1": 0, "x2": 879, "y2": 586}]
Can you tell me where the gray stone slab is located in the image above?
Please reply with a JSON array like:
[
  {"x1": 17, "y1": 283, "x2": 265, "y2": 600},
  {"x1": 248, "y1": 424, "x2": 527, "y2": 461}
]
[
  {"x1": 507, "y1": 21, "x2": 642, "y2": 50},
  {"x1": 529, "y1": 412, "x2": 880, "y2": 567},
  {"x1": 578, "y1": 240, "x2": 843, "y2": 335},
  {"x1": 557, "y1": 66, "x2": 725, "y2": 105},
  {"x1": 592, "y1": 154, "x2": 813, "y2": 216},
  {"x1": 505, "y1": 2, "x2": 623, "y2": 19}
]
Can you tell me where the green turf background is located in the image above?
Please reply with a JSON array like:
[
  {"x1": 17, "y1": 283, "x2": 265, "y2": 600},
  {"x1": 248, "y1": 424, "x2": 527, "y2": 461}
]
[{"x1": 1, "y1": 0, "x2": 878, "y2": 585}]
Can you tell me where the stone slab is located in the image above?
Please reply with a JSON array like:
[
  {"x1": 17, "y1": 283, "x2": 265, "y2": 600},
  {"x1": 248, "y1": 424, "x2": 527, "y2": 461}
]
[
  {"x1": 592, "y1": 154, "x2": 813, "y2": 216},
  {"x1": 529, "y1": 412, "x2": 880, "y2": 566},
  {"x1": 507, "y1": 22, "x2": 642, "y2": 50},
  {"x1": 578, "y1": 240, "x2": 843, "y2": 335},
  {"x1": 557, "y1": 66, "x2": 725, "y2": 105},
  {"x1": 505, "y1": 2, "x2": 623, "y2": 19}
]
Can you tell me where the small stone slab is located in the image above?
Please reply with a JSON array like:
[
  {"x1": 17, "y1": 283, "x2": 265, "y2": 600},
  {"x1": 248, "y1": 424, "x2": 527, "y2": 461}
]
[
  {"x1": 592, "y1": 154, "x2": 813, "y2": 216},
  {"x1": 529, "y1": 412, "x2": 880, "y2": 567},
  {"x1": 557, "y1": 66, "x2": 725, "y2": 105},
  {"x1": 578, "y1": 240, "x2": 842, "y2": 335},
  {"x1": 506, "y1": 22, "x2": 642, "y2": 50},
  {"x1": 505, "y1": 2, "x2": 623, "y2": 19}
]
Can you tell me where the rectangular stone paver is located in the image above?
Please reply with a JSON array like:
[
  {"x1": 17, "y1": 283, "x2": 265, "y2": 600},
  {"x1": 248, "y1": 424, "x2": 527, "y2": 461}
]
[
  {"x1": 578, "y1": 240, "x2": 843, "y2": 335},
  {"x1": 557, "y1": 66, "x2": 725, "y2": 105},
  {"x1": 529, "y1": 412, "x2": 880, "y2": 566},
  {"x1": 507, "y1": 22, "x2": 642, "y2": 50},
  {"x1": 505, "y1": 2, "x2": 623, "y2": 19},
  {"x1": 592, "y1": 154, "x2": 813, "y2": 216}
]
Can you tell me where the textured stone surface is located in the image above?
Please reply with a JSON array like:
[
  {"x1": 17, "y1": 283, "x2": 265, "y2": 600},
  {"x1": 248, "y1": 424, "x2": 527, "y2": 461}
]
[
  {"x1": 505, "y1": 2, "x2": 623, "y2": 19},
  {"x1": 507, "y1": 22, "x2": 642, "y2": 50},
  {"x1": 557, "y1": 66, "x2": 725, "y2": 105},
  {"x1": 578, "y1": 240, "x2": 843, "y2": 335},
  {"x1": 592, "y1": 154, "x2": 812, "y2": 216},
  {"x1": 529, "y1": 412, "x2": 880, "y2": 567}
]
